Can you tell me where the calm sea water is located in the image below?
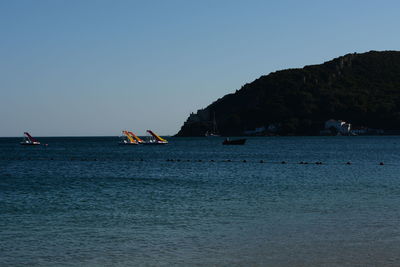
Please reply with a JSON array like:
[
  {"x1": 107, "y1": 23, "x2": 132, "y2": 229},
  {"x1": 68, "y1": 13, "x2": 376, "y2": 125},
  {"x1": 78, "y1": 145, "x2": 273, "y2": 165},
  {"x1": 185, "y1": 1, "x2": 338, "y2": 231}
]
[{"x1": 1, "y1": 136, "x2": 400, "y2": 266}]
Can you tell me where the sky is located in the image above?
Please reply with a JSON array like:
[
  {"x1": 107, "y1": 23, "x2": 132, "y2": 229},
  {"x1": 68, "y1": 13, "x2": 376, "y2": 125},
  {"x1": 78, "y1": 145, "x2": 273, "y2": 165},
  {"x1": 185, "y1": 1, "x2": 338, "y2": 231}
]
[{"x1": 1, "y1": 0, "x2": 399, "y2": 137}]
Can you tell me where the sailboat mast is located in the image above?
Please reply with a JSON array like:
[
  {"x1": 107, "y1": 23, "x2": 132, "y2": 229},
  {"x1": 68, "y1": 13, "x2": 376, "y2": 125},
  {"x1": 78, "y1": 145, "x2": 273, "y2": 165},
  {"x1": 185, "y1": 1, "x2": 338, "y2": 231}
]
[{"x1": 213, "y1": 112, "x2": 218, "y2": 133}]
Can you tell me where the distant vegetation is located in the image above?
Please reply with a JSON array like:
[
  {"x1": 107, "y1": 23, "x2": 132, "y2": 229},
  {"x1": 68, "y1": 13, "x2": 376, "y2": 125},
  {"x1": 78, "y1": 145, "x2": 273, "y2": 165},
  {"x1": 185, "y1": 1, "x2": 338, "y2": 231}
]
[{"x1": 176, "y1": 51, "x2": 400, "y2": 136}]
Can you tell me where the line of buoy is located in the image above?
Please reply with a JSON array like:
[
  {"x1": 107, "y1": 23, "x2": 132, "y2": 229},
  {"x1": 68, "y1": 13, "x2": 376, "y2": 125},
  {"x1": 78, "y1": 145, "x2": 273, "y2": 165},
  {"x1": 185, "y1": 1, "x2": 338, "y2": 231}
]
[
  {"x1": 162, "y1": 160, "x2": 387, "y2": 166},
  {"x1": 0, "y1": 157, "x2": 390, "y2": 166}
]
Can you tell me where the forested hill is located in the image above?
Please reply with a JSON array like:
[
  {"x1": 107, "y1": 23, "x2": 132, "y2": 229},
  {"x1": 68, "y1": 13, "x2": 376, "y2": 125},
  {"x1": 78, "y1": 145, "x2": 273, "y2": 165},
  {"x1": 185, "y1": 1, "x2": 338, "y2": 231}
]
[{"x1": 176, "y1": 51, "x2": 400, "y2": 136}]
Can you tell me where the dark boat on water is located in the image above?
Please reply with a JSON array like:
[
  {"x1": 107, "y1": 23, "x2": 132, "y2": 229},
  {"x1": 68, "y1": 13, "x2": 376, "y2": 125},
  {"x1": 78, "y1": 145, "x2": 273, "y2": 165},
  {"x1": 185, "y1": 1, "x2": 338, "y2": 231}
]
[{"x1": 222, "y1": 138, "x2": 246, "y2": 145}]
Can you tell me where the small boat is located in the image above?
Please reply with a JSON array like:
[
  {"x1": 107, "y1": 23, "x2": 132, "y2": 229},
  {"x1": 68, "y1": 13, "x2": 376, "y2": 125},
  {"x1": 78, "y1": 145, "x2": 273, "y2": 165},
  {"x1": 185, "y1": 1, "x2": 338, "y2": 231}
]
[
  {"x1": 205, "y1": 112, "x2": 220, "y2": 137},
  {"x1": 119, "y1": 130, "x2": 139, "y2": 145},
  {"x1": 205, "y1": 131, "x2": 220, "y2": 137},
  {"x1": 20, "y1": 132, "x2": 41, "y2": 145},
  {"x1": 222, "y1": 138, "x2": 246, "y2": 145},
  {"x1": 143, "y1": 130, "x2": 168, "y2": 145}
]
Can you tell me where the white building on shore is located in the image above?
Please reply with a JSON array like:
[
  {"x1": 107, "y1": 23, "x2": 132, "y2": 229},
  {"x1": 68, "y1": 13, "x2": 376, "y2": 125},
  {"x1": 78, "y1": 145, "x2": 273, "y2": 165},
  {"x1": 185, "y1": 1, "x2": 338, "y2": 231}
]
[{"x1": 324, "y1": 119, "x2": 351, "y2": 135}]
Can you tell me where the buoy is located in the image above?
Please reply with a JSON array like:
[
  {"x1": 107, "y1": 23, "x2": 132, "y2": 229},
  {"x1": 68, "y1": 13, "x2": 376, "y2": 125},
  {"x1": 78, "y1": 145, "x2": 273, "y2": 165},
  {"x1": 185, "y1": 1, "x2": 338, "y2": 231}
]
[
  {"x1": 243, "y1": 160, "x2": 247, "y2": 163},
  {"x1": 281, "y1": 161, "x2": 286, "y2": 164},
  {"x1": 177, "y1": 159, "x2": 181, "y2": 162},
  {"x1": 227, "y1": 159, "x2": 231, "y2": 162},
  {"x1": 260, "y1": 160, "x2": 264, "y2": 163},
  {"x1": 211, "y1": 160, "x2": 215, "y2": 162},
  {"x1": 346, "y1": 161, "x2": 351, "y2": 165},
  {"x1": 379, "y1": 162, "x2": 384, "y2": 165},
  {"x1": 198, "y1": 159, "x2": 202, "y2": 162}
]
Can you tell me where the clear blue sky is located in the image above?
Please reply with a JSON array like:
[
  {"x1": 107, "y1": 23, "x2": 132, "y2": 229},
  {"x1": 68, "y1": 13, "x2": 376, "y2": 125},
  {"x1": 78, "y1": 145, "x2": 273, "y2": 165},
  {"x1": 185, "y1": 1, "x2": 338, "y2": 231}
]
[{"x1": 1, "y1": 0, "x2": 399, "y2": 137}]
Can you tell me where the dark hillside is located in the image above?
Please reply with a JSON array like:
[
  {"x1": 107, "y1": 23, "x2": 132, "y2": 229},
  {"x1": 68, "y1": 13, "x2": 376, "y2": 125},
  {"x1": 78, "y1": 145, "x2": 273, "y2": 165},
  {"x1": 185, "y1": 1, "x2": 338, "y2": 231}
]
[{"x1": 177, "y1": 51, "x2": 400, "y2": 136}]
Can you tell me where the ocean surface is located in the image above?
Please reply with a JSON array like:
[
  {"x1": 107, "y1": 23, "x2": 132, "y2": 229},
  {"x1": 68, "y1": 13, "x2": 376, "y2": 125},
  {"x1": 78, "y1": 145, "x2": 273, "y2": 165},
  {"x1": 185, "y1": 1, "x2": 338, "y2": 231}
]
[{"x1": 1, "y1": 136, "x2": 400, "y2": 266}]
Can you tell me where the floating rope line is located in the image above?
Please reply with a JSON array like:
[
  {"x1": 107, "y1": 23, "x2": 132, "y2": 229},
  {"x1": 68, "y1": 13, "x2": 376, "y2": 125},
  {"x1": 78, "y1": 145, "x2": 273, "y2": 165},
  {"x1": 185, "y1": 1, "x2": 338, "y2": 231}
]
[{"x1": 0, "y1": 157, "x2": 393, "y2": 166}]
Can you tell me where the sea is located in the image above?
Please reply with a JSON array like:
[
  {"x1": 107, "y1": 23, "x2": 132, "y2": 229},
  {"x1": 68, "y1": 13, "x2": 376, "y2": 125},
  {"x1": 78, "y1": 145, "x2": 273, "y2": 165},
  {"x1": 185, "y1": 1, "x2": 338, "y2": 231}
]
[{"x1": 1, "y1": 136, "x2": 400, "y2": 266}]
